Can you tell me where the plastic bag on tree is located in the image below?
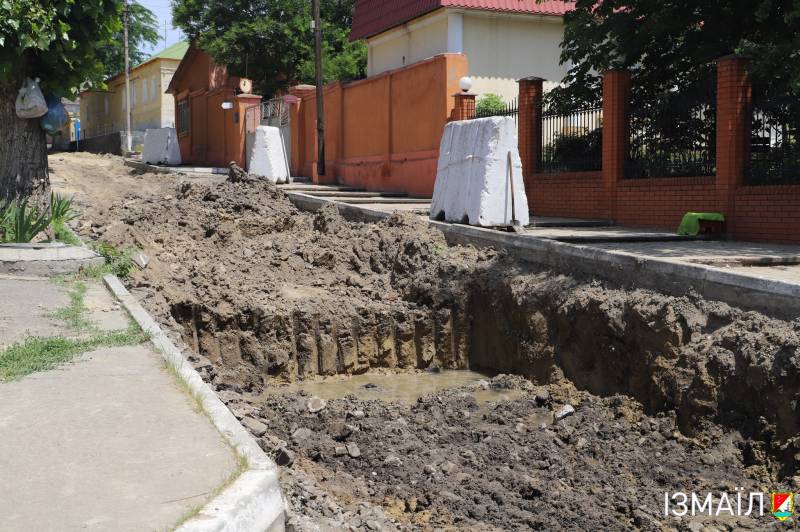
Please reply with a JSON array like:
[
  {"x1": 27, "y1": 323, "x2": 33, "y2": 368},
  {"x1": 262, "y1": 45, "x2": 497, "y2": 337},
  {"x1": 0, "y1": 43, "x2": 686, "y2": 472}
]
[
  {"x1": 15, "y1": 77, "x2": 48, "y2": 119},
  {"x1": 39, "y1": 94, "x2": 69, "y2": 134}
]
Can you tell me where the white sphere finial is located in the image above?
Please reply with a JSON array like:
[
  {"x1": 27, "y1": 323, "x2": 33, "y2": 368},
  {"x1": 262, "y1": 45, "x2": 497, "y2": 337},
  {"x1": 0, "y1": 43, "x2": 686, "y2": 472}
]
[{"x1": 459, "y1": 76, "x2": 472, "y2": 93}]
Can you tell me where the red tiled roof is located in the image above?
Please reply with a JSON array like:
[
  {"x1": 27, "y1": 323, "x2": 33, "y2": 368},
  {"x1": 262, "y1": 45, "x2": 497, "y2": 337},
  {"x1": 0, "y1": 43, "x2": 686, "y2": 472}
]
[{"x1": 351, "y1": 0, "x2": 573, "y2": 40}]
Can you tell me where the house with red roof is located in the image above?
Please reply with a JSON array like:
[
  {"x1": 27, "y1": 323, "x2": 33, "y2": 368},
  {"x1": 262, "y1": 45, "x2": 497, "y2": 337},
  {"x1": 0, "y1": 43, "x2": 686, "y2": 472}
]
[{"x1": 350, "y1": 0, "x2": 574, "y2": 101}]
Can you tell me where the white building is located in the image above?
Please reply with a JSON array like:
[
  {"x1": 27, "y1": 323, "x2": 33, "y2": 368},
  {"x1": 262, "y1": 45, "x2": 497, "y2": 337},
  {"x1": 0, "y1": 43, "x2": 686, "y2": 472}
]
[{"x1": 350, "y1": 0, "x2": 572, "y2": 101}]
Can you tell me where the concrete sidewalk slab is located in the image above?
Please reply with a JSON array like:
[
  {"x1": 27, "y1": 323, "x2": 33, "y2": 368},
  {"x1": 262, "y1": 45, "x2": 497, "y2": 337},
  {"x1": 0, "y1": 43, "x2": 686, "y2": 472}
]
[
  {"x1": 0, "y1": 277, "x2": 69, "y2": 347},
  {"x1": 525, "y1": 225, "x2": 696, "y2": 242},
  {"x1": 0, "y1": 345, "x2": 236, "y2": 532},
  {"x1": 0, "y1": 276, "x2": 248, "y2": 531}
]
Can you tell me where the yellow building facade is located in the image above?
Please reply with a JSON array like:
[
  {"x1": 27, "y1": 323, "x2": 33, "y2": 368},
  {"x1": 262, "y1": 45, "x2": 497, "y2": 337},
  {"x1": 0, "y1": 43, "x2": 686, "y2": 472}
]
[{"x1": 80, "y1": 42, "x2": 188, "y2": 139}]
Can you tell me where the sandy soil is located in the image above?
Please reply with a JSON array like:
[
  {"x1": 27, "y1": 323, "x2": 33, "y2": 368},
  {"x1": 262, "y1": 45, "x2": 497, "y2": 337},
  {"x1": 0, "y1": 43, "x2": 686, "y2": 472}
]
[{"x1": 50, "y1": 152, "x2": 800, "y2": 531}]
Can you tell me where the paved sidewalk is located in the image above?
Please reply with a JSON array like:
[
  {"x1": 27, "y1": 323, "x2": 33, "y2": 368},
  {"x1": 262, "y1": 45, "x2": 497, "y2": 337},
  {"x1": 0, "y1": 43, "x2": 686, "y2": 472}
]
[{"x1": 0, "y1": 276, "x2": 237, "y2": 531}]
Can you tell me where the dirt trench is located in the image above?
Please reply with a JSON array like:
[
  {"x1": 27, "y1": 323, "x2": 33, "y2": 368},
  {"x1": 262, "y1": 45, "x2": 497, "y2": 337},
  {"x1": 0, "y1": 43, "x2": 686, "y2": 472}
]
[{"x1": 77, "y1": 167, "x2": 800, "y2": 530}]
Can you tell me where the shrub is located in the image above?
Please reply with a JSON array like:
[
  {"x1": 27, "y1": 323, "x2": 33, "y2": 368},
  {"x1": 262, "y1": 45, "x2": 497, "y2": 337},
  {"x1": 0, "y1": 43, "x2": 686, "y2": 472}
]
[
  {"x1": 542, "y1": 127, "x2": 603, "y2": 172},
  {"x1": 476, "y1": 93, "x2": 507, "y2": 117}
]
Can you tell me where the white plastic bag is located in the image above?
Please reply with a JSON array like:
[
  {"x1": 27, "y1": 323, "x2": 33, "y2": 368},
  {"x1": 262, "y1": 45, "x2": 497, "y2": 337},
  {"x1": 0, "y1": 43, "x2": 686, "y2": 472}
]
[{"x1": 15, "y1": 77, "x2": 48, "y2": 119}]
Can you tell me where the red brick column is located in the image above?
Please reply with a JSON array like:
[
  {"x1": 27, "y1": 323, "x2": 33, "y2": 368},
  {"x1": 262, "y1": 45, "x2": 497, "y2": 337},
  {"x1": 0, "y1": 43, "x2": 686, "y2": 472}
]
[
  {"x1": 450, "y1": 93, "x2": 475, "y2": 121},
  {"x1": 715, "y1": 55, "x2": 751, "y2": 230},
  {"x1": 602, "y1": 69, "x2": 631, "y2": 221},
  {"x1": 518, "y1": 77, "x2": 544, "y2": 179}
]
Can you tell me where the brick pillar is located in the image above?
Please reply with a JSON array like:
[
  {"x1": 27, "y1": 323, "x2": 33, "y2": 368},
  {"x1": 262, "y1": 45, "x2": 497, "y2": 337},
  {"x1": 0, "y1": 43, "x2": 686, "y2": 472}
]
[
  {"x1": 518, "y1": 77, "x2": 544, "y2": 179},
  {"x1": 602, "y1": 69, "x2": 631, "y2": 221},
  {"x1": 450, "y1": 93, "x2": 475, "y2": 121},
  {"x1": 283, "y1": 94, "x2": 302, "y2": 175},
  {"x1": 715, "y1": 55, "x2": 751, "y2": 232}
]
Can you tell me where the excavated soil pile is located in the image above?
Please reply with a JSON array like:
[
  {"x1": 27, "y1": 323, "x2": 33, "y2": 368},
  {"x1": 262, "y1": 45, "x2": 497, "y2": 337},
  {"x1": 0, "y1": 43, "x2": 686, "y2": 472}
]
[
  {"x1": 226, "y1": 376, "x2": 764, "y2": 531},
  {"x1": 84, "y1": 175, "x2": 800, "y2": 530}
]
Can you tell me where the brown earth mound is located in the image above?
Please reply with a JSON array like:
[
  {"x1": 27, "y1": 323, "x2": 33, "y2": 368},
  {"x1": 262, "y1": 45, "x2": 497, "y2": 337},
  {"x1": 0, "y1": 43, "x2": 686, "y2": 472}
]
[{"x1": 79, "y1": 173, "x2": 800, "y2": 530}]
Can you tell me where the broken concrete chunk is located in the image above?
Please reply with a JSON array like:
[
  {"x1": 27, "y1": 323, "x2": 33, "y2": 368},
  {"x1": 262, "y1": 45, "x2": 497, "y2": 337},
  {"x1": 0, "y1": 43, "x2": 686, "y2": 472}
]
[
  {"x1": 346, "y1": 410, "x2": 366, "y2": 420},
  {"x1": 241, "y1": 416, "x2": 267, "y2": 437},
  {"x1": 292, "y1": 427, "x2": 313, "y2": 443},
  {"x1": 334, "y1": 445, "x2": 348, "y2": 456},
  {"x1": 555, "y1": 404, "x2": 576, "y2": 421},
  {"x1": 132, "y1": 252, "x2": 150, "y2": 270},
  {"x1": 307, "y1": 396, "x2": 327, "y2": 413},
  {"x1": 440, "y1": 461, "x2": 457, "y2": 473},
  {"x1": 383, "y1": 455, "x2": 402, "y2": 467},
  {"x1": 346, "y1": 442, "x2": 361, "y2": 458}
]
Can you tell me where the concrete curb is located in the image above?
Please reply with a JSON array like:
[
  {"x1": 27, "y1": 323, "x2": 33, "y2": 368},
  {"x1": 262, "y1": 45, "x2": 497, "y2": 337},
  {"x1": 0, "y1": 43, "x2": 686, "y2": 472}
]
[
  {"x1": 285, "y1": 191, "x2": 391, "y2": 222},
  {"x1": 124, "y1": 159, "x2": 228, "y2": 176},
  {"x1": 103, "y1": 275, "x2": 285, "y2": 532},
  {"x1": 0, "y1": 239, "x2": 104, "y2": 277},
  {"x1": 284, "y1": 191, "x2": 800, "y2": 320}
]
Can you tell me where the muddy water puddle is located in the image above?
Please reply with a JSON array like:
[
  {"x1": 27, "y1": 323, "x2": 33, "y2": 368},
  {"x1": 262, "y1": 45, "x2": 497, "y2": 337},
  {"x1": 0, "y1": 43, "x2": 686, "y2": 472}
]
[{"x1": 262, "y1": 369, "x2": 528, "y2": 404}]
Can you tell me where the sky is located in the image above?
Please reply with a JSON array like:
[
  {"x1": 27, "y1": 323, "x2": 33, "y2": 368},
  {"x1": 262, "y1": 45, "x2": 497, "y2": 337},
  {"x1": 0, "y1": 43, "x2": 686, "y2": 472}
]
[{"x1": 138, "y1": 0, "x2": 185, "y2": 56}]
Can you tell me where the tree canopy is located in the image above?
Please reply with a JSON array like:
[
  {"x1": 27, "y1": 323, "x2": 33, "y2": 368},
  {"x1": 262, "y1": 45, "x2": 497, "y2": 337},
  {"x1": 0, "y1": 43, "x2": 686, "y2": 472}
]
[
  {"x1": 551, "y1": 0, "x2": 800, "y2": 108},
  {"x1": 0, "y1": 0, "x2": 121, "y2": 96},
  {"x1": 172, "y1": 0, "x2": 367, "y2": 97},
  {"x1": 95, "y1": 1, "x2": 160, "y2": 78}
]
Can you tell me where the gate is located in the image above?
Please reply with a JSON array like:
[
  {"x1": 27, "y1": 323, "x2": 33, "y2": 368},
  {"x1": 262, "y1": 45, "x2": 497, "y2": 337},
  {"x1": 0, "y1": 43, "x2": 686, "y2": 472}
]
[{"x1": 244, "y1": 97, "x2": 292, "y2": 174}]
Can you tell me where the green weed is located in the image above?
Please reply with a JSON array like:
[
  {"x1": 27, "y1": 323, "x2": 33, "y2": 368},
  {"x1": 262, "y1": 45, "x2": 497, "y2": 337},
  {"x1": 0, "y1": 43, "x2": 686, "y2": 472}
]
[
  {"x1": 81, "y1": 242, "x2": 137, "y2": 280},
  {"x1": 52, "y1": 281, "x2": 92, "y2": 330},
  {"x1": 0, "y1": 322, "x2": 149, "y2": 381}
]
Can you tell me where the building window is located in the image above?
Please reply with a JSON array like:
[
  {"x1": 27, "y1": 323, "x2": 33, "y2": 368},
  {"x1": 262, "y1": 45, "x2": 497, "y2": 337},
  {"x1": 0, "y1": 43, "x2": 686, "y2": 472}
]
[
  {"x1": 142, "y1": 79, "x2": 148, "y2": 104},
  {"x1": 177, "y1": 99, "x2": 189, "y2": 136},
  {"x1": 151, "y1": 77, "x2": 157, "y2": 102}
]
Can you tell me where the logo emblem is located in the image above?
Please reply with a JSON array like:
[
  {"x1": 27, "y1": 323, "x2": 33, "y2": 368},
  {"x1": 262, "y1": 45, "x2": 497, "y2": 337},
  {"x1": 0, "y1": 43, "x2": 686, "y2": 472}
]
[{"x1": 771, "y1": 492, "x2": 794, "y2": 521}]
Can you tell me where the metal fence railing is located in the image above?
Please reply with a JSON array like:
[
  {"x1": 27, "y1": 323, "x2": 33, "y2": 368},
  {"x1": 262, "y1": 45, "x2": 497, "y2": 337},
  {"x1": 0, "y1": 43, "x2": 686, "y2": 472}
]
[
  {"x1": 746, "y1": 93, "x2": 800, "y2": 185},
  {"x1": 626, "y1": 88, "x2": 717, "y2": 179},
  {"x1": 538, "y1": 103, "x2": 603, "y2": 173},
  {"x1": 474, "y1": 97, "x2": 519, "y2": 120}
]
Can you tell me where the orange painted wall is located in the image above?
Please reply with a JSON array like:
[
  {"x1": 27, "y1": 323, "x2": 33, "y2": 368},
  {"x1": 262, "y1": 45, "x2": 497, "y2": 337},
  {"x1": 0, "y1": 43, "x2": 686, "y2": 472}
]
[{"x1": 291, "y1": 53, "x2": 468, "y2": 197}]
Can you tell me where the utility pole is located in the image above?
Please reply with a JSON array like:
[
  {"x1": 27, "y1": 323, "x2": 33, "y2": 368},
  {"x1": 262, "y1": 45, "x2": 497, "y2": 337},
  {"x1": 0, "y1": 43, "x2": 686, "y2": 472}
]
[
  {"x1": 123, "y1": 0, "x2": 132, "y2": 154},
  {"x1": 312, "y1": 0, "x2": 325, "y2": 176}
]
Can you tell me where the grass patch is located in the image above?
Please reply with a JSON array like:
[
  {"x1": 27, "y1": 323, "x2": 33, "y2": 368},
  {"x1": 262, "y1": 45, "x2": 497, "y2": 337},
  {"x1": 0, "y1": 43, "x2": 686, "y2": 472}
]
[
  {"x1": 52, "y1": 281, "x2": 92, "y2": 330},
  {"x1": 79, "y1": 242, "x2": 137, "y2": 280},
  {"x1": 0, "y1": 322, "x2": 149, "y2": 381},
  {"x1": 52, "y1": 222, "x2": 82, "y2": 246}
]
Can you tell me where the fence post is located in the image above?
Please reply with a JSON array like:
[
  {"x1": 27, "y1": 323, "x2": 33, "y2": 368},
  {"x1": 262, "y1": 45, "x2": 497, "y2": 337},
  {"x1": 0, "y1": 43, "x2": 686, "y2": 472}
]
[
  {"x1": 715, "y1": 55, "x2": 751, "y2": 231},
  {"x1": 518, "y1": 77, "x2": 543, "y2": 179},
  {"x1": 602, "y1": 69, "x2": 631, "y2": 221},
  {"x1": 450, "y1": 92, "x2": 476, "y2": 121}
]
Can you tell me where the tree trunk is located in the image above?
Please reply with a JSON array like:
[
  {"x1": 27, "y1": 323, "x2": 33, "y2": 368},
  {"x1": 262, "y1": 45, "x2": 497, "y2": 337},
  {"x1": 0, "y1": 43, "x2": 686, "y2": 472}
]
[{"x1": 0, "y1": 83, "x2": 49, "y2": 202}]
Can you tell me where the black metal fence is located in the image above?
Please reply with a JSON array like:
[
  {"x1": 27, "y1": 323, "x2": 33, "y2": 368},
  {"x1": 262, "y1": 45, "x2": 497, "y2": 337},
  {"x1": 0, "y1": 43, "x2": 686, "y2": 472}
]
[
  {"x1": 537, "y1": 102, "x2": 603, "y2": 173},
  {"x1": 474, "y1": 97, "x2": 519, "y2": 119},
  {"x1": 746, "y1": 93, "x2": 800, "y2": 185},
  {"x1": 627, "y1": 90, "x2": 717, "y2": 178}
]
